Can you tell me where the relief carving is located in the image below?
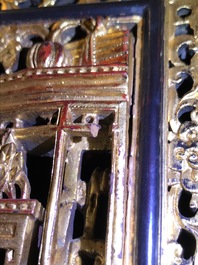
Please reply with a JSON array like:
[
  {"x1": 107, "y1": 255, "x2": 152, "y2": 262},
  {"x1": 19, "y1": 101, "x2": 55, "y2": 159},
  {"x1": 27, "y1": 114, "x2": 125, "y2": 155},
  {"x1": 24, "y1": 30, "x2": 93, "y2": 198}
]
[
  {"x1": 0, "y1": 0, "x2": 117, "y2": 10},
  {"x1": 165, "y1": 0, "x2": 198, "y2": 264},
  {"x1": 68, "y1": 168, "x2": 109, "y2": 265},
  {"x1": 0, "y1": 131, "x2": 31, "y2": 199},
  {"x1": 0, "y1": 24, "x2": 49, "y2": 74},
  {"x1": 168, "y1": 96, "x2": 198, "y2": 264},
  {"x1": 0, "y1": 13, "x2": 138, "y2": 265},
  {"x1": 0, "y1": 17, "x2": 129, "y2": 74}
]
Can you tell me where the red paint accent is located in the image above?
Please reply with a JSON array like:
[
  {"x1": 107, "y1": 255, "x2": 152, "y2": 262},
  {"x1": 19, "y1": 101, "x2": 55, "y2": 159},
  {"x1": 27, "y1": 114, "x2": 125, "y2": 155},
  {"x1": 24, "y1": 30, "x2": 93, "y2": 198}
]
[
  {"x1": 59, "y1": 104, "x2": 68, "y2": 126},
  {"x1": 122, "y1": 94, "x2": 128, "y2": 100},
  {"x1": 54, "y1": 42, "x2": 64, "y2": 66},
  {"x1": 38, "y1": 42, "x2": 53, "y2": 66}
]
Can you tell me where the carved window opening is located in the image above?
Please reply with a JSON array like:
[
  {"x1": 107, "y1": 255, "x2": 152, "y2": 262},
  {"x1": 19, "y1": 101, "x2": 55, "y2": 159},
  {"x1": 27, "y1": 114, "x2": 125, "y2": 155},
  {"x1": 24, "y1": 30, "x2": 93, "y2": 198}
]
[
  {"x1": 27, "y1": 153, "x2": 54, "y2": 207},
  {"x1": 80, "y1": 149, "x2": 111, "y2": 241}
]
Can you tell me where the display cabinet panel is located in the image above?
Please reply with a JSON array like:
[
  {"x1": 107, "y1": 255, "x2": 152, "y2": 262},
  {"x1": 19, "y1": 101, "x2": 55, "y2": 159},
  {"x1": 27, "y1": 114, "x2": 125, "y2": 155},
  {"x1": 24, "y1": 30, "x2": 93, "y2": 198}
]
[{"x1": 0, "y1": 1, "x2": 164, "y2": 265}]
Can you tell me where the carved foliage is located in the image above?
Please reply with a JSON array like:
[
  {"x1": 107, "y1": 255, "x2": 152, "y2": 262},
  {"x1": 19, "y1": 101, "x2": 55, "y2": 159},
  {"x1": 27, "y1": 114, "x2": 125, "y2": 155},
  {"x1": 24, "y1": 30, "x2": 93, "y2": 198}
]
[
  {"x1": 0, "y1": 131, "x2": 31, "y2": 199},
  {"x1": 166, "y1": 1, "x2": 198, "y2": 264},
  {"x1": 0, "y1": 24, "x2": 49, "y2": 74},
  {"x1": 0, "y1": 0, "x2": 116, "y2": 10},
  {"x1": 0, "y1": 18, "x2": 129, "y2": 74}
]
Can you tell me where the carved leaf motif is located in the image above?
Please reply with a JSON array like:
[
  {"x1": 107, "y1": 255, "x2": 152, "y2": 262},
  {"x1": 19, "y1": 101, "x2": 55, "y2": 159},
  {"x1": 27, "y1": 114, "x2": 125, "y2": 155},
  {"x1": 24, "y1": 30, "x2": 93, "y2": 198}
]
[
  {"x1": 0, "y1": 132, "x2": 31, "y2": 199},
  {"x1": 166, "y1": 1, "x2": 198, "y2": 259},
  {"x1": 0, "y1": 24, "x2": 49, "y2": 73}
]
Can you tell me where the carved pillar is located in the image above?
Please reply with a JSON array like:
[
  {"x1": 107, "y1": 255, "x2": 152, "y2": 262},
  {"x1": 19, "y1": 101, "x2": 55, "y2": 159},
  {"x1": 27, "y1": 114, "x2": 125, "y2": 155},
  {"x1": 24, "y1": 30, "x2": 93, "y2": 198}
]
[{"x1": 0, "y1": 132, "x2": 44, "y2": 264}]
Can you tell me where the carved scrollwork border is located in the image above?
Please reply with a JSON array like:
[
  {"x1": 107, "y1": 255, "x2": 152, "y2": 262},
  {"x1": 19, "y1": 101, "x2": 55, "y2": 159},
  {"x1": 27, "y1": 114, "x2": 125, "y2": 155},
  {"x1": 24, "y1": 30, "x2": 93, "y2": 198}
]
[
  {"x1": 163, "y1": 0, "x2": 198, "y2": 264},
  {"x1": 0, "y1": 0, "x2": 120, "y2": 10}
]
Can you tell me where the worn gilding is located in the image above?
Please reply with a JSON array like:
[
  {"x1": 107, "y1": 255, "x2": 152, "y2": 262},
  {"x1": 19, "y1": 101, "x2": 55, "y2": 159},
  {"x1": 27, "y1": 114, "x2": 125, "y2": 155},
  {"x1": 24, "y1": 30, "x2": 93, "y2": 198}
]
[
  {"x1": 163, "y1": 0, "x2": 198, "y2": 264},
  {"x1": 0, "y1": 16, "x2": 142, "y2": 265}
]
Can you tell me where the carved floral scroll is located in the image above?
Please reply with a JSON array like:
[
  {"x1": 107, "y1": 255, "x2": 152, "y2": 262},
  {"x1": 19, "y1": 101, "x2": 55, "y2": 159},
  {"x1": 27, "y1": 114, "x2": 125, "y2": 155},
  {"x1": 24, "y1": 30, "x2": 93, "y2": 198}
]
[
  {"x1": 0, "y1": 131, "x2": 30, "y2": 199},
  {"x1": 0, "y1": 0, "x2": 116, "y2": 10},
  {"x1": 164, "y1": 0, "x2": 198, "y2": 264}
]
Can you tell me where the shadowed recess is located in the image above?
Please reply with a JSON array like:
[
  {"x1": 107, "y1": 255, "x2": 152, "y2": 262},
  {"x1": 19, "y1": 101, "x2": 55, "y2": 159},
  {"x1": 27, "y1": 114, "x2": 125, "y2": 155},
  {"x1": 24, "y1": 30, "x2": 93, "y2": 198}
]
[
  {"x1": 175, "y1": 72, "x2": 193, "y2": 98},
  {"x1": 27, "y1": 154, "x2": 53, "y2": 208},
  {"x1": 79, "y1": 251, "x2": 95, "y2": 265},
  {"x1": 178, "y1": 106, "x2": 194, "y2": 123},
  {"x1": 94, "y1": 193, "x2": 109, "y2": 239},
  {"x1": 177, "y1": 7, "x2": 192, "y2": 18},
  {"x1": 0, "y1": 249, "x2": 6, "y2": 265},
  {"x1": 178, "y1": 43, "x2": 195, "y2": 65},
  {"x1": 73, "y1": 206, "x2": 84, "y2": 239},
  {"x1": 178, "y1": 190, "x2": 197, "y2": 218},
  {"x1": 175, "y1": 24, "x2": 194, "y2": 36},
  {"x1": 177, "y1": 229, "x2": 196, "y2": 260},
  {"x1": 80, "y1": 150, "x2": 111, "y2": 183}
]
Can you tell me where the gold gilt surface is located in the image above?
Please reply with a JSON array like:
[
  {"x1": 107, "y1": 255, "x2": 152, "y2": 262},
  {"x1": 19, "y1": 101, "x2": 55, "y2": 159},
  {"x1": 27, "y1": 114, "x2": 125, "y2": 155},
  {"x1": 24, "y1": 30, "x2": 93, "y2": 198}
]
[
  {"x1": 1, "y1": 0, "x2": 198, "y2": 264},
  {"x1": 163, "y1": 0, "x2": 198, "y2": 264},
  {"x1": 0, "y1": 15, "x2": 142, "y2": 265},
  {"x1": 0, "y1": 0, "x2": 120, "y2": 9}
]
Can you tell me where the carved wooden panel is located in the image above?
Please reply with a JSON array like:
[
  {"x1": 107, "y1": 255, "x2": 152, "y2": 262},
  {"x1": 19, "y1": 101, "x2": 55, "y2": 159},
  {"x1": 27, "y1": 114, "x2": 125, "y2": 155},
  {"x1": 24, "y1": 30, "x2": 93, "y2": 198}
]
[
  {"x1": 1, "y1": 0, "x2": 187, "y2": 264},
  {"x1": 0, "y1": 12, "x2": 143, "y2": 264},
  {"x1": 163, "y1": 0, "x2": 198, "y2": 264}
]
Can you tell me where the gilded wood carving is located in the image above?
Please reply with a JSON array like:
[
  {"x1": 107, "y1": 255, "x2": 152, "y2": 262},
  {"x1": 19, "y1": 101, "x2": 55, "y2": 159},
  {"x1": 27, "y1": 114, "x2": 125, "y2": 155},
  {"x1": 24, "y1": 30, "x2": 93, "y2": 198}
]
[
  {"x1": 163, "y1": 0, "x2": 198, "y2": 264},
  {"x1": 0, "y1": 15, "x2": 142, "y2": 264}
]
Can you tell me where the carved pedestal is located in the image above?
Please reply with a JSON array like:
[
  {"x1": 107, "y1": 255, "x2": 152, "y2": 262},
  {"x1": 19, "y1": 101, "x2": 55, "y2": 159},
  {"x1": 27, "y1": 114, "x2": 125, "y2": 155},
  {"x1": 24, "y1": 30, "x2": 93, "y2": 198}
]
[{"x1": 0, "y1": 199, "x2": 44, "y2": 265}]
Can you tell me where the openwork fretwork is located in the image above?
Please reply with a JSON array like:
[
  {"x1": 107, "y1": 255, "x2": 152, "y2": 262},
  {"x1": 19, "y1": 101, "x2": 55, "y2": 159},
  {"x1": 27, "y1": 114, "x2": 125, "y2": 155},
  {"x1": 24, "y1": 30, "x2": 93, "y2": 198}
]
[
  {"x1": 164, "y1": 0, "x2": 198, "y2": 264},
  {"x1": 0, "y1": 0, "x2": 120, "y2": 10}
]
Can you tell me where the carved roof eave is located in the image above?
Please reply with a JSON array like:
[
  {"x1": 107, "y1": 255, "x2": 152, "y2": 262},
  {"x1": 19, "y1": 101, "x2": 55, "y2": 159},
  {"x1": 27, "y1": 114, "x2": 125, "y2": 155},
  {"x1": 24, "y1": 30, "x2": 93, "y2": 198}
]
[{"x1": 0, "y1": 64, "x2": 129, "y2": 112}]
